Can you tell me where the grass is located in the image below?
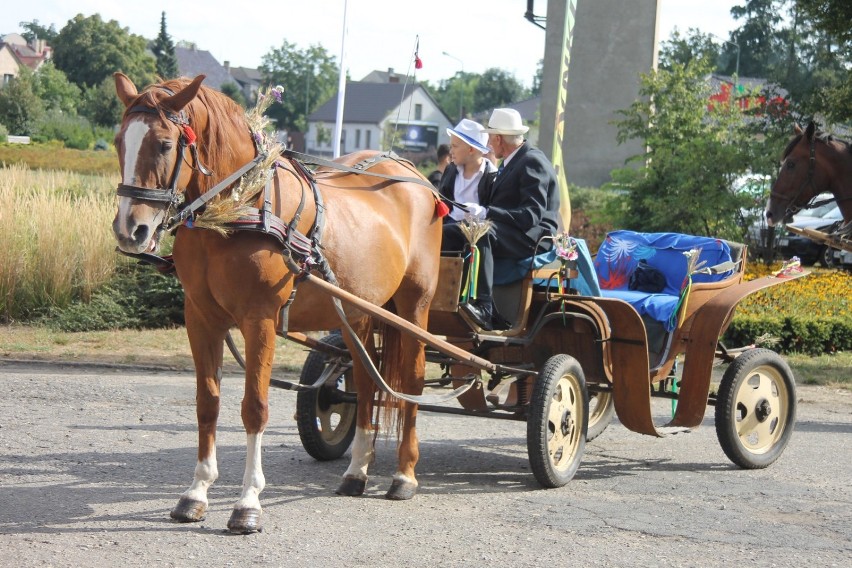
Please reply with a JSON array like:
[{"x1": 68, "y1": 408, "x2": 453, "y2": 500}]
[
  {"x1": 0, "y1": 142, "x2": 118, "y2": 175},
  {"x1": 0, "y1": 164, "x2": 120, "y2": 319}
]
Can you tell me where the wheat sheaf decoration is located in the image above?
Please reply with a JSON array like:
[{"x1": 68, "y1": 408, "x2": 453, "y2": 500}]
[
  {"x1": 459, "y1": 216, "x2": 492, "y2": 302},
  {"x1": 190, "y1": 87, "x2": 284, "y2": 234}
]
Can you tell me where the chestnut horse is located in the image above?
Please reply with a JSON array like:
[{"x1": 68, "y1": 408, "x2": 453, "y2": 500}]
[
  {"x1": 766, "y1": 121, "x2": 852, "y2": 228},
  {"x1": 112, "y1": 73, "x2": 442, "y2": 533}
]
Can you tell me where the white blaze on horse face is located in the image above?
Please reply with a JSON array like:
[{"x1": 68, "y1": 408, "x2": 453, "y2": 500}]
[
  {"x1": 343, "y1": 427, "x2": 374, "y2": 481},
  {"x1": 234, "y1": 432, "x2": 266, "y2": 511},
  {"x1": 116, "y1": 120, "x2": 151, "y2": 236}
]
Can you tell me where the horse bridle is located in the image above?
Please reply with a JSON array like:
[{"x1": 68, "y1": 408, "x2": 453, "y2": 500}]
[
  {"x1": 115, "y1": 88, "x2": 264, "y2": 234},
  {"x1": 769, "y1": 134, "x2": 820, "y2": 219}
]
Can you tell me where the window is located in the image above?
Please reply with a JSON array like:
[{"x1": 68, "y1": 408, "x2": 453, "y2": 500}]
[
  {"x1": 2, "y1": 74, "x2": 13, "y2": 86},
  {"x1": 355, "y1": 129, "x2": 361, "y2": 149},
  {"x1": 414, "y1": 104, "x2": 423, "y2": 120},
  {"x1": 366, "y1": 130, "x2": 372, "y2": 149}
]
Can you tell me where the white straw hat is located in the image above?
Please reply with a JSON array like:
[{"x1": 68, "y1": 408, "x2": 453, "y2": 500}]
[
  {"x1": 446, "y1": 118, "x2": 490, "y2": 154},
  {"x1": 482, "y1": 108, "x2": 529, "y2": 135}
]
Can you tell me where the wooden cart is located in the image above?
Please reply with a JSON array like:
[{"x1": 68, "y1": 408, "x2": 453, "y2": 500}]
[{"x1": 271, "y1": 231, "x2": 805, "y2": 488}]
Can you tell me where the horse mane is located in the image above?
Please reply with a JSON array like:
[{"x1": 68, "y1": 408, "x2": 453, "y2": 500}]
[
  {"x1": 128, "y1": 77, "x2": 250, "y2": 193},
  {"x1": 782, "y1": 129, "x2": 852, "y2": 159}
]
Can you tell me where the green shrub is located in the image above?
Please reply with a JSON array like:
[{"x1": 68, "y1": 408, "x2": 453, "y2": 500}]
[
  {"x1": 45, "y1": 264, "x2": 184, "y2": 332},
  {"x1": 34, "y1": 110, "x2": 94, "y2": 150},
  {"x1": 0, "y1": 122, "x2": 7, "y2": 143},
  {"x1": 724, "y1": 315, "x2": 852, "y2": 355}
]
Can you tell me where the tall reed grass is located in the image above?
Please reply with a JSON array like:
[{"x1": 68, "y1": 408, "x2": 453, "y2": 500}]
[{"x1": 0, "y1": 164, "x2": 120, "y2": 320}]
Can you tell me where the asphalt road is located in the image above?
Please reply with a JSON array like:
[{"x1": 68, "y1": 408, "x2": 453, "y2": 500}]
[{"x1": 0, "y1": 360, "x2": 849, "y2": 567}]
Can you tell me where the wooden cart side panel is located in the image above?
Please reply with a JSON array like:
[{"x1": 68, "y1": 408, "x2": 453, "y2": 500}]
[
  {"x1": 431, "y1": 256, "x2": 464, "y2": 312},
  {"x1": 671, "y1": 272, "x2": 808, "y2": 428},
  {"x1": 590, "y1": 298, "x2": 662, "y2": 437},
  {"x1": 556, "y1": 299, "x2": 614, "y2": 385}
]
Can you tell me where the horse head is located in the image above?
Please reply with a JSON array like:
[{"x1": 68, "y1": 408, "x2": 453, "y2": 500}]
[
  {"x1": 765, "y1": 121, "x2": 820, "y2": 227},
  {"x1": 766, "y1": 121, "x2": 852, "y2": 226},
  {"x1": 112, "y1": 73, "x2": 211, "y2": 254},
  {"x1": 112, "y1": 73, "x2": 207, "y2": 253}
]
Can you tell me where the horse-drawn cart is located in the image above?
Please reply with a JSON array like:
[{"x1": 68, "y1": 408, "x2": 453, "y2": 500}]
[
  {"x1": 110, "y1": 74, "x2": 811, "y2": 533},
  {"x1": 286, "y1": 230, "x2": 805, "y2": 488}
]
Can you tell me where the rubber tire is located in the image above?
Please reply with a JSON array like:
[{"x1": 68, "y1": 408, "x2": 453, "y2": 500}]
[
  {"x1": 527, "y1": 354, "x2": 588, "y2": 488},
  {"x1": 586, "y1": 390, "x2": 615, "y2": 442},
  {"x1": 296, "y1": 333, "x2": 357, "y2": 461},
  {"x1": 715, "y1": 348, "x2": 796, "y2": 469},
  {"x1": 818, "y1": 245, "x2": 836, "y2": 268}
]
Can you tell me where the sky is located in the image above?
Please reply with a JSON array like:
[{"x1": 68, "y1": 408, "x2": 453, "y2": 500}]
[{"x1": 2, "y1": 0, "x2": 743, "y2": 88}]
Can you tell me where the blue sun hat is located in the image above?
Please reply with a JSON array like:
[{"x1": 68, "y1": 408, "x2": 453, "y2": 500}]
[{"x1": 446, "y1": 118, "x2": 490, "y2": 154}]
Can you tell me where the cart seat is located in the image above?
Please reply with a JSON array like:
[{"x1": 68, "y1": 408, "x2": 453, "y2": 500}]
[
  {"x1": 493, "y1": 238, "x2": 600, "y2": 297},
  {"x1": 594, "y1": 231, "x2": 734, "y2": 331}
]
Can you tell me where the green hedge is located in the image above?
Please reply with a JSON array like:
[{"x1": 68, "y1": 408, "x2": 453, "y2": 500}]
[
  {"x1": 45, "y1": 264, "x2": 184, "y2": 332},
  {"x1": 724, "y1": 315, "x2": 852, "y2": 355}
]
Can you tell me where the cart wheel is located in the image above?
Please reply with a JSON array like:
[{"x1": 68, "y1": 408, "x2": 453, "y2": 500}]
[
  {"x1": 296, "y1": 333, "x2": 357, "y2": 461},
  {"x1": 586, "y1": 390, "x2": 615, "y2": 442},
  {"x1": 715, "y1": 348, "x2": 796, "y2": 469},
  {"x1": 527, "y1": 354, "x2": 588, "y2": 488}
]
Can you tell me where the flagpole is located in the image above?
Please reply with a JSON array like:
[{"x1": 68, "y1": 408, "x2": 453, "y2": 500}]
[{"x1": 332, "y1": 0, "x2": 349, "y2": 158}]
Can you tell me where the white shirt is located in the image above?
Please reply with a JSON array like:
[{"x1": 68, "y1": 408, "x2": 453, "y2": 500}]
[
  {"x1": 450, "y1": 160, "x2": 490, "y2": 221},
  {"x1": 500, "y1": 144, "x2": 523, "y2": 169}
]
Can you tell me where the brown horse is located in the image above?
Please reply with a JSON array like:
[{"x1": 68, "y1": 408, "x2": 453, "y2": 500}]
[
  {"x1": 766, "y1": 121, "x2": 852, "y2": 227},
  {"x1": 112, "y1": 73, "x2": 442, "y2": 533}
]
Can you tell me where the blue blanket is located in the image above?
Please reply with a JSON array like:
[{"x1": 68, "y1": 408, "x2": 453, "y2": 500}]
[{"x1": 594, "y1": 231, "x2": 733, "y2": 330}]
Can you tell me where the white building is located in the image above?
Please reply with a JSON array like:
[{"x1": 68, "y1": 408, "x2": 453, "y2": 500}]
[{"x1": 306, "y1": 73, "x2": 451, "y2": 158}]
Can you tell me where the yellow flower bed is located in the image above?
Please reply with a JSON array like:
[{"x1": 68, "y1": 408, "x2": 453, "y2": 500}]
[{"x1": 737, "y1": 263, "x2": 852, "y2": 320}]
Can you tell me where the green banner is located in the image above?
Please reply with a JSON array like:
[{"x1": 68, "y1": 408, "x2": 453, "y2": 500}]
[{"x1": 551, "y1": 0, "x2": 578, "y2": 231}]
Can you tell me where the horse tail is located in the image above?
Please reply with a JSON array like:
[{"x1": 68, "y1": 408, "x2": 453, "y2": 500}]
[{"x1": 376, "y1": 318, "x2": 405, "y2": 440}]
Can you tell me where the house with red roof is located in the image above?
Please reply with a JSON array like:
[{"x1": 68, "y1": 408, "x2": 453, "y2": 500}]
[{"x1": 0, "y1": 33, "x2": 52, "y2": 86}]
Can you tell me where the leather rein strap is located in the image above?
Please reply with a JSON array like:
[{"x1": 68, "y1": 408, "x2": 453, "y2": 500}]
[{"x1": 282, "y1": 149, "x2": 436, "y2": 191}]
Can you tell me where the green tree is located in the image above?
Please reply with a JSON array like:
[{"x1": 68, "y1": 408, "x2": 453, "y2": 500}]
[
  {"x1": 18, "y1": 20, "x2": 58, "y2": 43},
  {"x1": 32, "y1": 61, "x2": 81, "y2": 114},
  {"x1": 796, "y1": 0, "x2": 852, "y2": 42},
  {"x1": 78, "y1": 76, "x2": 125, "y2": 128},
  {"x1": 659, "y1": 28, "x2": 721, "y2": 71},
  {"x1": 531, "y1": 59, "x2": 544, "y2": 97},
  {"x1": 472, "y1": 68, "x2": 528, "y2": 113},
  {"x1": 428, "y1": 71, "x2": 477, "y2": 123},
  {"x1": 610, "y1": 59, "x2": 769, "y2": 240},
  {"x1": 52, "y1": 14, "x2": 156, "y2": 89},
  {"x1": 795, "y1": 0, "x2": 852, "y2": 123},
  {"x1": 152, "y1": 12, "x2": 178, "y2": 79},
  {"x1": 220, "y1": 82, "x2": 247, "y2": 108},
  {"x1": 259, "y1": 41, "x2": 338, "y2": 131},
  {"x1": 0, "y1": 68, "x2": 44, "y2": 135},
  {"x1": 725, "y1": 0, "x2": 784, "y2": 78}
]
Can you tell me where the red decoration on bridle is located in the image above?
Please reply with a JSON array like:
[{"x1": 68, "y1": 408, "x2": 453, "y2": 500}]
[{"x1": 181, "y1": 124, "x2": 197, "y2": 145}]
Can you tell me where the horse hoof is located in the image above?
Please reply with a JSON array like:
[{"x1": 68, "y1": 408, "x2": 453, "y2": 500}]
[
  {"x1": 385, "y1": 478, "x2": 418, "y2": 501},
  {"x1": 335, "y1": 475, "x2": 366, "y2": 496},
  {"x1": 227, "y1": 508, "x2": 263, "y2": 534},
  {"x1": 170, "y1": 497, "x2": 207, "y2": 522}
]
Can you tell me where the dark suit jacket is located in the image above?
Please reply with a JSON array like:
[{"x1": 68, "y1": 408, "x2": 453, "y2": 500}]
[
  {"x1": 485, "y1": 142, "x2": 561, "y2": 245},
  {"x1": 437, "y1": 162, "x2": 498, "y2": 216}
]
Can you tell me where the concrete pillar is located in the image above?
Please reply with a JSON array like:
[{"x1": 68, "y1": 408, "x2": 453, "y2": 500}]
[{"x1": 562, "y1": 0, "x2": 660, "y2": 188}]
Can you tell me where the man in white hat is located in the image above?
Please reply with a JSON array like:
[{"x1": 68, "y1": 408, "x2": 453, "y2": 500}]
[
  {"x1": 437, "y1": 118, "x2": 497, "y2": 223},
  {"x1": 451, "y1": 108, "x2": 561, "y2": 330}
]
